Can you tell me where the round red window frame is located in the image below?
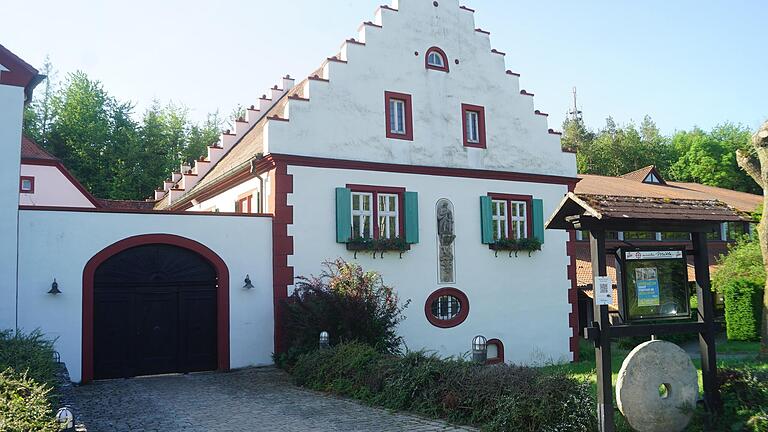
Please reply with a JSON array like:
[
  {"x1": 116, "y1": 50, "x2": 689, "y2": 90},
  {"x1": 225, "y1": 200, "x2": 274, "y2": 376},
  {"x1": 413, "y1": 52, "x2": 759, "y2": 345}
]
[{"x1": 425, "y1": 287, "x2": 469, "y2": 328}]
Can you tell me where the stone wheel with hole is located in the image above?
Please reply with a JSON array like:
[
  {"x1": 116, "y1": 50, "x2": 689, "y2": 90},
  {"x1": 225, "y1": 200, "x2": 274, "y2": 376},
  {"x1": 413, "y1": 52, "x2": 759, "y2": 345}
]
[{"x1": 616, "y1": 340, "x2": 699, "y2": 432}]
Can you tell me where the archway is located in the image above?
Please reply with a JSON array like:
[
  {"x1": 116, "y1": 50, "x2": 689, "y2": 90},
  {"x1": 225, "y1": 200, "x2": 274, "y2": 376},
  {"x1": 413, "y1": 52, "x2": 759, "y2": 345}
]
[{"x1": 82, "y1": 234, "x2": 229, "y2": 382}]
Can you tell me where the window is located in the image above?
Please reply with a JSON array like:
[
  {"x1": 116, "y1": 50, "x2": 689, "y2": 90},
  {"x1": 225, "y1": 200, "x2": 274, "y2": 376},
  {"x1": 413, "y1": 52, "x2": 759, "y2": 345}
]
[
  {"x1": 385, "y1": 91, "x2": 413, "y2": 140},
  {"x1": 349, "y1": 185, "x2": 405, "y2": 240},
  {"x1": 461, "y1": 104, "x2": 486, "y2": 148},
  {"x1": 490, "y1": 194, "x2": 530, "y2": 241},
  {"x1": 425, "y1": 47, "x2": 449, "y2": 72},
  {"x1": 644, "y1": 173, "x2": 661, "y2": 184},
  {"x1": 425, "y1": 288, "x2": 469, "y2": 328},
  {"x1": 486, "y1": 339, "x2": 505, "y2": 365},
  {"x1": 19, "y1": 176, "x2": 34, "y2": 194},
  {"x1": 235, "y1": 195, "x2": 252, "y2": 213}
]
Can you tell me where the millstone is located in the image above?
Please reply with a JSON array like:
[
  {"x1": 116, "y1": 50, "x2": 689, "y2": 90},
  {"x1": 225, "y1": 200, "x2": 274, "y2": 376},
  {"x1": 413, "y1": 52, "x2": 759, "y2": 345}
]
[{"x1": 616, "y1": 340, "x2": 698, "y2": 432}]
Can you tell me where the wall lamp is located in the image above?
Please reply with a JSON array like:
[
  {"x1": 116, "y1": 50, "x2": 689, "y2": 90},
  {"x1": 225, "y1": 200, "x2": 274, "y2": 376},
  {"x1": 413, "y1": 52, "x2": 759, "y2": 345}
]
[
  {"x1": 48, "y1": 279, "x2": 61, "y2": 295},
  {"x1": 472, "y1": 335, "x2": 488, "y2": 363},
  {"x1": 243, "y1": 275, "x2": 254, "y2": 289}
]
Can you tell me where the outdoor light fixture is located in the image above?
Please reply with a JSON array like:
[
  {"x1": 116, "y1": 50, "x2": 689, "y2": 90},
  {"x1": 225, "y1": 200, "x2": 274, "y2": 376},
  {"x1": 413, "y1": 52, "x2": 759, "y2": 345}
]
[
  {"x1": 472, "y1": 335, "x2": 488, "y2": 363},
  {"x1": 319, "y1": 331, "x2": 330, "y2": 349},
  {"x1": 55, "y1": 407, "x2": 74, "y2": 432},
  {"x1": 243, "y1": 275, "x2": 254, "y2": 289},
  {"x1": 48, "y1": 279, "x2": 61, "y2": 295}
]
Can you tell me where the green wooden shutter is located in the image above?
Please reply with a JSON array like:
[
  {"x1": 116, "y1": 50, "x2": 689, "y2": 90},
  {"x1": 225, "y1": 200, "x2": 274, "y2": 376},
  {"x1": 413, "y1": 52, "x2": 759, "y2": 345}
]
[
  {"x1": 404, "y1": 191, "x2": 419, "y2": 244},
  {"x1": 532, "y1": 198, "x2": 545, "y2": 244},
  {"x1": 480, "y1": 196, "x2": 494, "y2": 244},
  {"x1": 335, "y1": 187, "x2": 352, "y2": 243}
]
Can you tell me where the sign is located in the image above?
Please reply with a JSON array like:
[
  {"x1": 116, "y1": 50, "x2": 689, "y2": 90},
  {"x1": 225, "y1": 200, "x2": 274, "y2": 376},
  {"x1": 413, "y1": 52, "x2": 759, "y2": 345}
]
[
  {"x1": 595, "y1": 276, "x2": 613, "y2": 306},
  {"x1": 626, "y1": 250, "x2": 683, "y2": 260},
  {"x1": 635, "y1": 267, "x2": 660, "y2": 307}
]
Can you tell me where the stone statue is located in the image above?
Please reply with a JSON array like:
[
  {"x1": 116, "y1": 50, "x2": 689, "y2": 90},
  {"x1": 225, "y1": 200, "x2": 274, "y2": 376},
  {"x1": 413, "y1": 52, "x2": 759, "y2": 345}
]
[{"x1": 436, "y1": 199, "x2": 456, "y2": 283}]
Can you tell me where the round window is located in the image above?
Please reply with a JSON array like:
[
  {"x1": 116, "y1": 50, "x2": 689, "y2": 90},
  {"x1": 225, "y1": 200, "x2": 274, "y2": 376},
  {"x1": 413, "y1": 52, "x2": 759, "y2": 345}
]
[{"x1": 425, "y1": 288, "x2": 469, "y2": 328}]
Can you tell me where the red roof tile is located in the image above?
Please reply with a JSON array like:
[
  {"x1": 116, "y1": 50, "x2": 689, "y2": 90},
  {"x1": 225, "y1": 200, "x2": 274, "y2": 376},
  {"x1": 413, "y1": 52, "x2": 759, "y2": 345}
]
[{"x1": 20, "y1": 135, "x2": 57, "y2": 161}]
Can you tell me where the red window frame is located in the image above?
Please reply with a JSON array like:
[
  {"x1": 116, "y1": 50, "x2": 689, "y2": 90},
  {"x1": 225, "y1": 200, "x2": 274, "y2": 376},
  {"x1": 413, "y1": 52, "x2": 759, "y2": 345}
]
[
  {"x1": 488, "y1": 193, "x2": 533, "y2": 239},
  {"x1": 235, "y1": 194, "x2": 253, "y2": 214},
  {"x1": 425, "y1": 46, "x2": 449, "y2": 72},
  {"x1": 424, "y1": 287, "x2": 470, "y2": 328},
  {"x1": 347, "y1": 184, "x2": 406, "y2": 240},
  {"x1": 19, "y1": 176, "x2": 35, "y2": 194},
  {"x1": 462, "y1": 103, "x2": 486, "y2": 148},
  {"x1": 385, "y1": 91, "x2": 414, "y2": 141},
  {"x1": 486, "y1": 338, "x2": 505, "y2": 365}
]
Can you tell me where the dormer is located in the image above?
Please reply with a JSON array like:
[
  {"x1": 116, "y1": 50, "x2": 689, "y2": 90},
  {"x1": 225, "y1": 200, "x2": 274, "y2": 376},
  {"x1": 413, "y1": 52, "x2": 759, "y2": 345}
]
[{"x1": 621, "y1": 165, "x2": 667, "y2": 186}]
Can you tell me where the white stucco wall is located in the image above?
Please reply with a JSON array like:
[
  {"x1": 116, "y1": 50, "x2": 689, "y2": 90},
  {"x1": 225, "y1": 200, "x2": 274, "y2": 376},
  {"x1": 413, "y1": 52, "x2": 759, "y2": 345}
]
[
  {"x1": 17, "y1": 210, "x2": 274, "y2": 383},
  {"x1": 0, "y1": 83, "x2": 24, "y2": 330},
  {"x1": 288, "y1": 164, "x2": 573, "y2": 364},
  {"x1": 19, "y1": 164, "x2": 96, "y2": 208},
  {"x1": 264, "y1": 0, "x2": 576, "y2": 177}
]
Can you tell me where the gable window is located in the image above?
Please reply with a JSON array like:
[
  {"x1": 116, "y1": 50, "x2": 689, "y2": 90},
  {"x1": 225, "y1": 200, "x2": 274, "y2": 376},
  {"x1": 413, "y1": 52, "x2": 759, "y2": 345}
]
[
  {"x1": 348, "y1": 185, "x2": 404, "y2": 240},
  {"x1": 644, "y1": 173, "x2": 661, "y2": 184},
  {"x1": 425, "y1": 47, "x2": 449, "y2": 72},
  {"x1": 19, "y1": 176, "x2": 35, "y2": 194},
  {"x1": 489, "y1": 194, "x2": 531, "y2": 240},
  {"x1": 462, "y1": 104, "x2": 486, "y2": 148},
  {"x1": 385, "y1": 91, "x2": 413, "y2": 141}
]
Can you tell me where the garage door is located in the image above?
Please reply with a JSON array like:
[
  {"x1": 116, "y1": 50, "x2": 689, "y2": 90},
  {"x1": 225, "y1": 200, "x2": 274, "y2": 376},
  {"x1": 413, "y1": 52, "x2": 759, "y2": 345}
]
[{"x1": 93, "y1": 244, "x2": 219, "y2": 379}]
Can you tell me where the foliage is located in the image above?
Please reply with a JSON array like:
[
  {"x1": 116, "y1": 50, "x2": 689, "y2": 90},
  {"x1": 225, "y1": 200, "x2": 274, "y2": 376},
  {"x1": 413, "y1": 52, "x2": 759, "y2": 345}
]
[
  {"x1": 290, "y1": 342, "x2": 597, "y2": 432},
  {"x1": 688, "y1": 367, "x2": 768, "y2": 432},
  {"x1": 490, "y1": 237, "x2": 542, "y2": 254},
  {"x1": 670, "y1": 123, "x2": 759, "y2": 194},
  {"x1": 713, "y1": 236, "x2": 765, "y2": 341},
  {"x1": 0, "y1": 330, "x2": 58, "y2": 389},
  {"x1": 346, "y1": 236, "x2": 410, "y2": 253},
  {"x1": 23, "y1": 67, "x2": 224, "y2": 200},
  {"x1": 0, "y1": 369, "x2": 58, "y2": 432},
  {"x1": 278, "y1": 260, "x2": 410, "y2": 366}
]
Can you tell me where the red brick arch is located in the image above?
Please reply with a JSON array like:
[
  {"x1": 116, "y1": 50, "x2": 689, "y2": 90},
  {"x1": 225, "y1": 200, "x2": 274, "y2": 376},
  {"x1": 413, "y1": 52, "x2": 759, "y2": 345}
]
[{"x1": 81, "y1": 234, "x2": 230, "y2": 383}]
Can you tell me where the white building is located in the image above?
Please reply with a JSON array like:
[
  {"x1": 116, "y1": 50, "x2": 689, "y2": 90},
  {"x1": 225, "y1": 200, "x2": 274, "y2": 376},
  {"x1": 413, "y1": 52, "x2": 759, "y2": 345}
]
[{"x1": 2, "y1": 0, "x2": 578, "y2": 384}]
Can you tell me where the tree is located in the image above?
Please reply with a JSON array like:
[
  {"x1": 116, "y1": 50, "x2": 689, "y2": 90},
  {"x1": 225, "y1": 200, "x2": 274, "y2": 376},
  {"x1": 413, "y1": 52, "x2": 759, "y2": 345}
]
[
  {"x1": 560, "y1": 116, "x2": 594, "y2": 153},
  {"x1": 735, "y1": 119, "x2": 768, "y2": 357},
  {"x1": 671, "y1": 124, "x2": 758, "y2": 193},
  {"x1": 23, "y1": 57, "x2": 56, "y2": 147}
]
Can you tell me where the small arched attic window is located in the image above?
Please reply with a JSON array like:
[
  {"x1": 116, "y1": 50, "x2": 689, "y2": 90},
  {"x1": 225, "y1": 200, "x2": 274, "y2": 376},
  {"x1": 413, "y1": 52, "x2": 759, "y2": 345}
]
[{"x1": 425, "y1": 47, "x2": 449, "y2": 72}]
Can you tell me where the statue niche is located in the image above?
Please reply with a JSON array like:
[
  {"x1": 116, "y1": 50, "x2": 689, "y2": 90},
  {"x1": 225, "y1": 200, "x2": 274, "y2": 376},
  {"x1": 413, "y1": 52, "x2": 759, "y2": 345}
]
[{"x1": 436, "y1": 199, "x2": 456, "y2": 284}]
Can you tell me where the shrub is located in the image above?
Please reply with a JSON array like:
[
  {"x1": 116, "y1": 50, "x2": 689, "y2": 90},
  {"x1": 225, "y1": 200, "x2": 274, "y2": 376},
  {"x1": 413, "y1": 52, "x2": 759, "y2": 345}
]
[
  {"x1": 689, "y1": 367, "x2": 768, "y2": 431},
  {"x1": 279, "y1": 260, "x2": 409, "y2": 366},
  {"x1": 291, "y1": 342, "x2": 597, "y2": 432},
  {"x1": 722, "y1": 279, "x2": 763, "y2": 341},
  {"x1": 0, "y1": 330, "x2": 58, "y2": 388},
  {"x1": 0, "y1": 369, "x2": 58, "y2": 432}
]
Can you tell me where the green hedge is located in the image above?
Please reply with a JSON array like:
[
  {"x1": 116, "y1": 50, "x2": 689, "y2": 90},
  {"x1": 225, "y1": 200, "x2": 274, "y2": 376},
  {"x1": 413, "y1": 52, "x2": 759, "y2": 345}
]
[
  {"x1": 290, "y1": 342, "x2": 597, "y2": 432},
  {"x1": 722, "y1": 279, "x2": 763, "y2": 341}
]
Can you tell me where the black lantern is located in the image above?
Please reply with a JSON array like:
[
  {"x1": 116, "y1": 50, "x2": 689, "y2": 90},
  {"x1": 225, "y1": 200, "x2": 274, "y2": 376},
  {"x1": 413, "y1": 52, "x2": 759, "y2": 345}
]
[
  {"x1": 319, "y1": 331, "x2": 330, "y2": 349},
  {"x1": 472, "y1": 335, "x2": 487, "y2": 363},
  {"x1": 243, "y1": 275, "x2": 254, "y2": 289},
  {"x1": 48, "y1": 279, "x2": 61, "y2": 295}
]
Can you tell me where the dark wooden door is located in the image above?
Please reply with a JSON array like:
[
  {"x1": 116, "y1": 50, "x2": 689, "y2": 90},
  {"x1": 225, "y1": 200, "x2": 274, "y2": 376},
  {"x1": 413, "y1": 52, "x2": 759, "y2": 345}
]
[{"x1": 93, "y1": 244, "x2": 218, "y2": 380}]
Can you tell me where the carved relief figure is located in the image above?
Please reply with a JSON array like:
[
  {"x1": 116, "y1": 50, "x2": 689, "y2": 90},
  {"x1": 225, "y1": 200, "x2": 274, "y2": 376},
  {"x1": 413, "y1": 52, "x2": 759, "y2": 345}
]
[{"x1": 436, "y1": 199, "x2": 456, "y2": 283}]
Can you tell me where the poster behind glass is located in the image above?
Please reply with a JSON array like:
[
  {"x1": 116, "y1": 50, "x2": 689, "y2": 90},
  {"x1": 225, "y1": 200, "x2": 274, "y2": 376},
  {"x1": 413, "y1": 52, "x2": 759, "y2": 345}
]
[{"x1": 616, "y1": 247, "x2": 691, "y2": 322}]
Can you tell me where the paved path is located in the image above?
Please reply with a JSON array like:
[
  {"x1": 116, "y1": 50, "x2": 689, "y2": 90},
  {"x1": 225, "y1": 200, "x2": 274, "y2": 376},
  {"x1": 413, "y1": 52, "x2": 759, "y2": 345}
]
[{"x1": 71, "y1": 367, "x2": 475, "y2": 432}]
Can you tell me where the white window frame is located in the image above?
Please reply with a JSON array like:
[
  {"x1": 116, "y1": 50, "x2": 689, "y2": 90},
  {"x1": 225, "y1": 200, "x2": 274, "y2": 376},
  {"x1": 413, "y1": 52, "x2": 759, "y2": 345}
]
[
  {"x1": 434, "y1": 295, "x2": 460, "y2": 320},
  {"x1": 427, "y1": 51, "x2": 445, "y2": 68},
  {"x1": 509, "y1": 200, "x2": 528, "y2": 239},
  {"x1": 389, "y1": 99, "x2": 406, "y2": 135},
  {"x1": 351, "y1": 192, "x2": 374, "y2": 238},
  {"x1": 491, "y1": 199, "x2": 508, "y2": 241},
  {"x1": 377, "y1": 193, "x2": 400, "y2": 240},
  {"x1": 466, "y1": 110, "x2": 480, "y2": 143},
  {"x1": 20, "y1": 178, "x2": 34, "y2": 192}
]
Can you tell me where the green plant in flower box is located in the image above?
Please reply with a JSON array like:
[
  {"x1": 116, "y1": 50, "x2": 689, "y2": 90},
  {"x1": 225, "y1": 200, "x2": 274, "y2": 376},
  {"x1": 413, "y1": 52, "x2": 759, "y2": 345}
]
[
  {"x1": 489, "y1": 236, "x2": 542, "y2": 257},
  {"x1": 346, "y1": 235, "x2": 410, "y2": 258}
]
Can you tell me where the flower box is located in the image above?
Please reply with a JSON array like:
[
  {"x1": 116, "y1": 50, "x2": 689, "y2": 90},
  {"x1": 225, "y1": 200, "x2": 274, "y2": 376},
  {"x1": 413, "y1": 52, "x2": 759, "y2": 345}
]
[
  {"x1": 488, "y1": 238, "x2": 542, "y2": 257},
  {"x1": 346, "y1": 237, "x2": 411, "y2": 259}
]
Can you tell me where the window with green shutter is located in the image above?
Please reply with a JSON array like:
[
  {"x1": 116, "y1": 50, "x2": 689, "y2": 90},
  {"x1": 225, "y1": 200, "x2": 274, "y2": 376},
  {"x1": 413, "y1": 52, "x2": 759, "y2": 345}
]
[
  {"x1": 335, "y1": 186, "x2": 419, "y2": 245},
  {"x1": 335, "y1": 187, "x2": 352, "y2": 243}
]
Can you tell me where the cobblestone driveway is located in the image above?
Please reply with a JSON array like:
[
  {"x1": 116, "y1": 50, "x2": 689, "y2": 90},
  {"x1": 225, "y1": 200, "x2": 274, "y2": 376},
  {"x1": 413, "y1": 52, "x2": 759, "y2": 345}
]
[{"x1": 72, "y1": 367, "x2": 476, "y2": 431}]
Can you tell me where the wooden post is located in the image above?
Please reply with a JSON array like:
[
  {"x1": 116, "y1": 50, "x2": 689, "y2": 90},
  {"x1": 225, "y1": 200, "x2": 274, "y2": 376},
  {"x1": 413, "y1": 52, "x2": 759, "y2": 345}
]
[
  {"x1": 691, "y1": 232, "x2": 722, "y2": 413},
  {"x1": 590, "y1": 229, "x2": 615, "y2": 432}
]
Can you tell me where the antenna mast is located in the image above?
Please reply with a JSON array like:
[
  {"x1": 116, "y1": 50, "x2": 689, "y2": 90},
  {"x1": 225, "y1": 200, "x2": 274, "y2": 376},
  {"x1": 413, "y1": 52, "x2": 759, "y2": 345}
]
[{"x1": 568, "y1": 87, "x2": 583, "y2": 121}]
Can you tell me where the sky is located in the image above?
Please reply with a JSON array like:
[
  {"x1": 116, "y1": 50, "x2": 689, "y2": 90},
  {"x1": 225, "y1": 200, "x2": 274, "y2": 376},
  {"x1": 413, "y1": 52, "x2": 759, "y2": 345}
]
[{"x1": 3, "y1": 0, "x2": 767, "y2": 135}]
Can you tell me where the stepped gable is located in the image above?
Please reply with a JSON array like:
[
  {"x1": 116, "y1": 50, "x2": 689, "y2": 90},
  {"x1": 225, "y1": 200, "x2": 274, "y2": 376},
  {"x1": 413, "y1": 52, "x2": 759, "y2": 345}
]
[{"x1": 156, "y1": 0, "x2": 569, "y2": 210}]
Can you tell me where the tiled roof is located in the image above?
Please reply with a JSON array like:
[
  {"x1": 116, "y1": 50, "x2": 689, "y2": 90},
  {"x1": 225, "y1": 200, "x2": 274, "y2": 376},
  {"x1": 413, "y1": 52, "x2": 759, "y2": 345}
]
[
  {"x1": 96, "y1": 199, "x2": 156, "y2": 210},
  {"x1": 619, "y1": 165, "x2": 665, "y2": 185},
  {"x1": 578, "y1": 194, "x2": 746, "y2": 222},
  {"x1": 20, "y1": 135, "x2": 58, "y2": 161},
  {"x1": 576, "y1": 174, "x2": 761, "y2": 213}
]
